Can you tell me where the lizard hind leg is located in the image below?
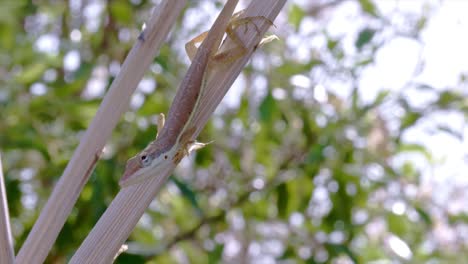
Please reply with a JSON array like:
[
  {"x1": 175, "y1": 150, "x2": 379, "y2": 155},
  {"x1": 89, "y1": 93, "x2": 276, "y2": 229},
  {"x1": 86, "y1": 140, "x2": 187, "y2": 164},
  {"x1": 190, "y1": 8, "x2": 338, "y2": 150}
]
[
  {"x1": 172, "y1": 125, "x2": 213, "y2": 163},
  {"x1": 229, "y1": 14, "x2": 275, "y2": 35},
  {"x1": 185, "y1": 12, "x2": 275, "y2": 66},
  {"x1": 211, "y1": 13, "x2": 275, "y2": 65}
]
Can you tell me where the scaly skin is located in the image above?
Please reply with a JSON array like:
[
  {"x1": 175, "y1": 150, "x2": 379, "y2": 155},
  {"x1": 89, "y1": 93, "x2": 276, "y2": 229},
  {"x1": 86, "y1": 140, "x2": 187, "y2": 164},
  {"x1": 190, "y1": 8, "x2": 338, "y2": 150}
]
[{"x1": 119, "y1": 0, "x2": 240, "y2": 187}]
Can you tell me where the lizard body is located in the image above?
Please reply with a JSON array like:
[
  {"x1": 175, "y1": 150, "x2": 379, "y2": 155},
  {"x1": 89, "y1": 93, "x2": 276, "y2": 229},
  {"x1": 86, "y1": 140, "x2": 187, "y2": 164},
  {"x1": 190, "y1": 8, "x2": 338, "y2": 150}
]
[{"x1": 120, "y1": 0, "x2": 240, "y2": 187}]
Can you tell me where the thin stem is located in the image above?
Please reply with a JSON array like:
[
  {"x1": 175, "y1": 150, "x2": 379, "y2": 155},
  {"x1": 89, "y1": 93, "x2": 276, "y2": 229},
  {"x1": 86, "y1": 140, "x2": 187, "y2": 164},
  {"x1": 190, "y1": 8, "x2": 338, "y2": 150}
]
[
  {"x1": 0, "y1": 154, "x2": 14, "y2": 264},
  {"x1": 15, "y1": 1, "x2": 186, "y2": 263}
]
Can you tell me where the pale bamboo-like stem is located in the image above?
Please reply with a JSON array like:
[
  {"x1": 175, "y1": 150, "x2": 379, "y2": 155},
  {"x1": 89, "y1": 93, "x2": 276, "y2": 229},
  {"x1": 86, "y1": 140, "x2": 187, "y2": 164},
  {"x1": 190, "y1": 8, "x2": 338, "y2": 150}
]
[
  {"x1": 71, "y1": 164, "x2": 177, "y2": 263},
  {"x1": 0, "y1": 154, "x2": 14, "y2": 264},
  {"x1": 192, "y1": 0, "x2": 286, "y2": 136},
  {"x1": 15, "y1": 1, "x2": 186, "y2": 263},
  {"x1": 71, "y1": 0, "x2": 286, "y2": 262}
]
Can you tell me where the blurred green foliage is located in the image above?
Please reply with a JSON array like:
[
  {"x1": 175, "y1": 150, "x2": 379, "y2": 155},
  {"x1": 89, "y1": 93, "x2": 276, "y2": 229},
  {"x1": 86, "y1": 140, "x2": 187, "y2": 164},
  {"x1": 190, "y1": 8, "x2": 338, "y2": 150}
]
[{"x1": 1, "y1": 0, "x2": 467, "y2": 263}]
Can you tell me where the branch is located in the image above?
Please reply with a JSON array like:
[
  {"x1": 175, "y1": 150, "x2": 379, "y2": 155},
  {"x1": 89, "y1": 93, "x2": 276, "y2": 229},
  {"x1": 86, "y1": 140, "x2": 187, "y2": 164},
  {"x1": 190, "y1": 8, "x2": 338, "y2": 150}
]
[
  {"x1": 15, "y1": 1, "x2": 186, "y2": 263},
  {"x1": 0, "y1": 154, "x2": 14, "y2": 264}
]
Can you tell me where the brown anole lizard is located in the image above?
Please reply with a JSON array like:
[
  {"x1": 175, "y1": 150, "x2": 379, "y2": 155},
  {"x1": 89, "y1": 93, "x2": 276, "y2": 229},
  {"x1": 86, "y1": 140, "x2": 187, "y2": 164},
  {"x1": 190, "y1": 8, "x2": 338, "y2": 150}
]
[{"x1": 120, "y1": 0, "x2": 273, "y2": 187}]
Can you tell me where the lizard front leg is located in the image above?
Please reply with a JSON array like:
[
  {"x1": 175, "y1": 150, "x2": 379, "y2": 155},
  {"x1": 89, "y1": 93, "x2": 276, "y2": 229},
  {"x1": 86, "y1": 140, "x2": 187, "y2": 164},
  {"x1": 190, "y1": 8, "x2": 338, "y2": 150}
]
[
  {"x1": 172, "y1": 126, "x2": 211, "y2": 164},
  {"x1": 155, "y1": 113, "x2": 165, "y2": 140}
]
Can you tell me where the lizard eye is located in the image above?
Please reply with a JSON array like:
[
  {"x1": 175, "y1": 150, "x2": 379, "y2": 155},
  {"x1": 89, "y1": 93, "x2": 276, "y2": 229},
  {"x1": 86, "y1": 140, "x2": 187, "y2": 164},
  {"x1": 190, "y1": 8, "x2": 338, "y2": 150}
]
[{"x1": 140, "y1": 154, "x2": 152, "y2": 167}]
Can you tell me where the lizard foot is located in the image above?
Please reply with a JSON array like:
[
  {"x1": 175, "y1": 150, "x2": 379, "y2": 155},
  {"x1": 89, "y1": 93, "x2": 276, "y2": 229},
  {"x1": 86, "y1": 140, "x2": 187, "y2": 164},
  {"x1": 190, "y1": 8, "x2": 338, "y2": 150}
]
[{"x1": 173, "y1": 140, "x2": 213, "y2": 164}]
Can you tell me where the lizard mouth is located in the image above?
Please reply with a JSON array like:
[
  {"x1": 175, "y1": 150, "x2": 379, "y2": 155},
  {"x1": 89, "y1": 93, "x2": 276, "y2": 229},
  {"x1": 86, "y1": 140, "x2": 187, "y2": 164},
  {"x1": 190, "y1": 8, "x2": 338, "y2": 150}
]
[{"x1": 119, "y1": 161, "x2": 141, "y2": 186}]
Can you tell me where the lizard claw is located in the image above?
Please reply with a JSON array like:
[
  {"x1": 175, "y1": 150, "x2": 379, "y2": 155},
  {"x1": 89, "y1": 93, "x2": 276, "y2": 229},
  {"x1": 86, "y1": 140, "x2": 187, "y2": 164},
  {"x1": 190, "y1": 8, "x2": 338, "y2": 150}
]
[
  {"x1": 258, "y1": 34, "x2": 279, "y2": 47},
  {"x1": 173, "y1": 140, "x2": 213, "y2": 164},
  {"x1": 186, "y1": 140, "x2": 213, "y2": 155}
]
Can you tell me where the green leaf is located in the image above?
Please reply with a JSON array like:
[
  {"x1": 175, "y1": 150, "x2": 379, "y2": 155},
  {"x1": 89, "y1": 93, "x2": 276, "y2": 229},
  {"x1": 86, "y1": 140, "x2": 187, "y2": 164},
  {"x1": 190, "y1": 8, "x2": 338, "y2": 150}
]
[
  {"x1": 417, "y1": 16, "x2": 428, "y2": 31},
  {"x1": 171, "y1": 177, "x2": 202, "y2": 216},
  {"x1": 116, "y1": 253, "x2": 146, "y2": 264},
  {"x1": 288, "y1": 4, "x2": 305, "y2": 31},
  {"x1": 279, "y1": 246, "x2": 296, "y2": 259},
  {"x1": 109, "y1": 0, "x2": 133, "y2": 24},
  {"x1": 306, "y1": 143, "x2": 325, "y2": 164},
  {"x1": 360, "y1": 90, "x2": 389, "y2": 114},
  {"x1": 259, "y1": 92, "x2": 277, "y2": 123},
  {"x1": 325, "y1": 243, "x2": 358, "y2": 263},
  {"x1": 1, "y1": 132, "x2": 51, "y2": 161},
  {"x1": 355, "y1": 58, "x2": 374, "y2": 66},
  {"x1": 448, "y1": 213, "x2": 468, "y2": 224},
  {"x1": 400, "y1": 111, "x2": 421, "y2": 130},
  {"x1": 15, "y1": 63, "x2": 48, "y2": 84},
  {"x1": 437, "y1": 125, "x2": 463, "y2": 140},
  {"x1": 277, "y1": 183, "x2": 289, "y2": 218},
  {"x1": 397, "y1": 143, "x2": 431, "y2": 160},
  {"x1": 0, "y1": 0, "x2": 27, "y2": 25},
  {"x1": 437, "y1": 90, "x2": 462, "y2": 108},
  {"x1": 5, "y1": 178, "x2": 21, "y2": 216},
  {"x1": 415, "y1": 206, "x2": 432, "y2": 225},
  {"x1": 355, "y1": 28, "x2": 376, "y2": 49},
  {"x1": 208, "y1": 244, "x2": 224, "y2": 264},
  {"x1": 74, "y1": 62, "x2": 93, "y2": 82},
  {"x1": 358, "y1": 0, "x2": 378, "y2": 17},
  {"x1": 328, "y1": 38, "x2": 339, "y2": 51},
  {"x1": 412, "y1": 83, "x2": 435, "y2": 91},
  {"x1": 276, "y1": 59, "x2": 321, "y2": 76},
  {"x1": 387, "y1": 213, "x2": 411, "y2": 237},
  {"x1": 0, "y1": 24, "x2": 15, "y2": 49}
]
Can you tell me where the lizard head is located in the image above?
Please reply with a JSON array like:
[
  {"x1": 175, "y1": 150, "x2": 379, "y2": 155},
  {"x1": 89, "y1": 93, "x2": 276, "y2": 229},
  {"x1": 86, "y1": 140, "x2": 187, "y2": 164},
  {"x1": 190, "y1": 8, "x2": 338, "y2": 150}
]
[
  {"x1": 119, "y1": 145, "x2": 179, "y2": 187},
  {"x1": 119, "y1": 152, "x2": 154, "y2": 186}
]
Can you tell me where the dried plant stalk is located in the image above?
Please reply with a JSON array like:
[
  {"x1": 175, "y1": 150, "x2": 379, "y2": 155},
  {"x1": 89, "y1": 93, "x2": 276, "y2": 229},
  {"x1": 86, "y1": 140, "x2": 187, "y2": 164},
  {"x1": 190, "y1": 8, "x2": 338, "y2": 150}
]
[
  {"x1": 0, "y1": 154, "x2": 14, "y2": 264},
  {"x1": 70, "y1": 0, "x2": 286, "y2": 262},
  {"x1": 15, "y1": 1, "x2": 186, "y2": 263}
]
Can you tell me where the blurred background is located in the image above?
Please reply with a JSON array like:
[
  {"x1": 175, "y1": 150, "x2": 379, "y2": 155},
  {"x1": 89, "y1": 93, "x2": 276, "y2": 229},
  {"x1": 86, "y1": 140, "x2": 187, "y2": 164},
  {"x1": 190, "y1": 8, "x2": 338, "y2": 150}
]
[{"x1": 1, "y1": 0, "x2": 467, "y2": 263}]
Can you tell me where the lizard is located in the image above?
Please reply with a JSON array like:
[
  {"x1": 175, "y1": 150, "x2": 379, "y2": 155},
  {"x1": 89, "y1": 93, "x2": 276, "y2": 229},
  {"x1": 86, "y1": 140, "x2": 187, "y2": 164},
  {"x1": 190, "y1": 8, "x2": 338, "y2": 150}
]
[{"x1": 119, "y1": 0, "x2": 273, "y2": 187}]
